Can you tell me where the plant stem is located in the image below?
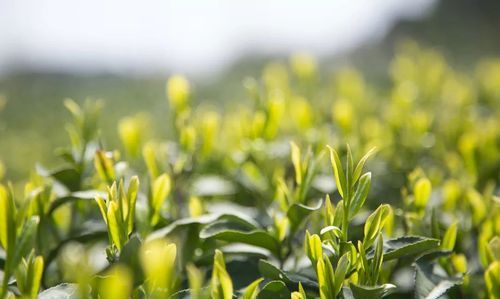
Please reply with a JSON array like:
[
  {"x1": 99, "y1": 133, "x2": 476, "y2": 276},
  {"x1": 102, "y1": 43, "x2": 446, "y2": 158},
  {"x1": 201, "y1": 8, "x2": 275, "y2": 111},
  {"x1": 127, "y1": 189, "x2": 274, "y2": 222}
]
[{"x1": 342, "y1": 199, "x2": 349, "y2": 242}]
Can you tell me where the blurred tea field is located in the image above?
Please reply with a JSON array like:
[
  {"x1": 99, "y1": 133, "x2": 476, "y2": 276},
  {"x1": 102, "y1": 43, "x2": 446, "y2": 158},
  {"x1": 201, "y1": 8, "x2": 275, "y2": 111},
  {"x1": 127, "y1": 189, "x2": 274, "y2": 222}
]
[{"x1": 0, "y1": 69, "x2": 254, "y2": 181}]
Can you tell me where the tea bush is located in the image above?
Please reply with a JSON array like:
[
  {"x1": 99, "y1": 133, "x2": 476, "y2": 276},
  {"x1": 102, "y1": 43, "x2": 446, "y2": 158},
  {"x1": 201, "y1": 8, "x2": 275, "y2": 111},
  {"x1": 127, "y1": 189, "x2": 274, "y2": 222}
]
[{"x1": 0, "y1": 42, "x2": 499, "y2": 298}]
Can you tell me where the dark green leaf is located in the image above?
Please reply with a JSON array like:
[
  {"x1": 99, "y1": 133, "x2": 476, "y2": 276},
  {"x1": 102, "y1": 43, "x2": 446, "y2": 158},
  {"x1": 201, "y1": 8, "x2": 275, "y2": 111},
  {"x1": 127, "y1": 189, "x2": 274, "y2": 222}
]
[
  {"x1": 50, "y1": 168, "x2": 81, "y2": 192},
  {"x1": 200, "y1": 221, "x2": 280, "y2": 256},
  {"x1": 48, "y1": 190, "x2": 106, "y2": 214},
  {"x1": 350, "y1": 283, "x2": 396, "y2": 299},
  {"x1": 367, "y1": 236, "x2": 440, "y2": 261},
  {"x1": 287, "y1": 200, "x2": 322, "y2": 232},
  {"x1": 258, "y1": 260, "x2": 291, "y2": 284},
  {"x1": 256, "y1": 280, "x2": 290, "y2": 299},
  {"x1": 414, "y1": 251, "x2": 463, "y2": 299},
  {"x1": 258, "y1": 260, "x2": 318, "y2": 291}
]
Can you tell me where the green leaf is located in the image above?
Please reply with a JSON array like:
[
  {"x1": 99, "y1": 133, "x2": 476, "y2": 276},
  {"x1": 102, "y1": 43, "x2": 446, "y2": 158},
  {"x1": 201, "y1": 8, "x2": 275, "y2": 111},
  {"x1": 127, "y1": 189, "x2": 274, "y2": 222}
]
[
  {"x1": 488, "y1": 236, "x2": 500, "y2": 262},
  {"x1": 414, "y1": 177, "x2": 431, "y2": 209},
  {"x1": 50, "y1": 168, "x2": 81, "y2": 192},
  {"x1": 242, "y1": 278, "x2": 263, "y2": 299},
  {"x1": 27, "y1": 256, "x2": 44, "y2": 298},
  {"x1": 107, "y1": 201, "x2": 126, "y2": 250},
  {"x1": 366, "y1": 236, "x2": 440, "y2": 261},
  {"x1": 257, "y1": 281, "x2": 290, "y2": 299},
  {"x1": 345, "y1": 145, "x2": 354, "y2": 199},
  {"x1": 290, "y1": 291, "x2": 304, "y2": 299},
  {"x1": 186, "y1": 264, "x2": 204, "y2": 299},
  {"x1": 485, "y1": 261, "x2": 500, "y2": 299},
  {"x1": 349, "y1": 172, "x2": 371, "y2": 220},
  {"x1": 363, "y1": 204, "x2": 391, "y2": 249},
  {"x1": 414, "y1": 251, "x2": 463, "y2": 299},
  {"x1": 94, "y1": 196, "x2": 108, "y2": 225},
  {"x1": 291, "y1": 142, "x2": 302, "y2": 185},
  {"x1": 294, "y1": 282, "x2": 307, "y2": 299},
  {"x1": 320, "y1": 226, "x2": 342, "y2": 240},
  {"x1": 0, "y1": 185, "x2": 16, "y2": 255},
  {"x1": 200, "y1": 221, "x2": 280, "y2": 256},
  {"x1": 371, "y1": 234, "x2": 384, "y2": 285},
  {"x1": 140, "y1": 240, "x2": 177, "y2": 297},
  {"x1": 258, "y1": 260, "x2": 291, "y2": 284},
  {"x1": 50, "y1": 190, "x2": 106, "y2": 214},
  {"x1": 317, "y1": 255, "x2": 335, "y2": 299},
  {"x1": 350, "y1": 283, "x2": 396, "y2": 299},
  {"x1": 142, "y1": 142, "x2": 160, "y2": 179},
  {"x1": 327, "y1": 146, "x2": 346, "y2": 199},
  {"x1": 352, "y1": 147, "x2": 376, "y2": 183},
  {"x1": 257, "y1": 259, "x2": 318, "y2": 291},
  {"x1": 126, "y1": 176, "x2": 139, "y2": 234},
  {"x1": 150, "y1": 173, "x2": 171, "y2": 225},
  {"x1": 94, "y1": 150, "x2": 115, "y2": 183},
  {"x1": 211, "y1": 250, "x2": 233, "y2": 299},
  {"x1": 332, "y1": 200, "x2": 344, "y2": 228},
  {"x1": 441, "y1": 222, "x2": 457, "y2": 251},
  {"x1": 148, "y1": 213, "x2": 256, "y2": 241},
  {"x1": 324, "y1": 195, "x2": 334, "y2": 226},
  {"x1": 317, "y1": 258, "x2": 329, "y2": 299},
  {"x1": 333, "y1": 253, "x2": 350, "y2": 297},
  {"x1": 12, "y1": 216, "x2": 39, "y2": 272},
  {"x1": 287, "y1": 200, "x2": 322, "y2": 233},
  {"x1": 305, "y1": 231, "x2": 323, "y2": 266}
]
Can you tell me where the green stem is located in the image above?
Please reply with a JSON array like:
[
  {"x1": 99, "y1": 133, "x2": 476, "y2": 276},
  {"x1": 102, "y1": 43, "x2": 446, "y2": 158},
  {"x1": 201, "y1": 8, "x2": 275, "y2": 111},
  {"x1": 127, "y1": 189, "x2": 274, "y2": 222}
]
[{"x1": 342, "y1": 199, "x2": 349, "y2": 242}]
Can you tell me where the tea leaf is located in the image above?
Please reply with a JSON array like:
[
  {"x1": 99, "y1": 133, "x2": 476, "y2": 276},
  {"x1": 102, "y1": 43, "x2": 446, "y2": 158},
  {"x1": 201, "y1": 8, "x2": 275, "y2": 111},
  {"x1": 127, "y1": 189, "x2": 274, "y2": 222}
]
[
  {"x1": 211, "y1": 250, "x2": 233, "y2": 299},
  {"x1": 485, "y1": 261, "x2": 500, "y2": 299},
  {"x1": 242, "y1": 278, "x2": 263, "y2": 299},
  {"x1": 327, "y1": 146, "x2": 346, "y2": 198},
  {"x1": 441, "y1": 222, "x2": 458, "y2": 251},
  {"x1": 200, "y1": 221, "x2": 280, "y2": 256},
  {"x1": 287, "y1": 199, "x2": 322, "y2": 232},
  {"x1": 350, "y1": 283, "x2": 396, "y2": 299},
  {"x1": 414, "y1": 251, "x2": 463, "y2": 299},
  {"x1": 333, "y1": 253, "x2": 350, "y2": 297},
  {"x1": 352, "y1": 147, "x2": 376, "y2": 183},
  {"x1": 414, "y1": 177, "x2": 431, "y2": 209},
  {"x1": 256, "y1": 280, "x2": 290, "y2": 299},
  {"x1": 349, "y1": 172, "x2": 371, "y2": 219},
  {"x1": 366, "y1": 236, "x2": 440, "y2": 261}
]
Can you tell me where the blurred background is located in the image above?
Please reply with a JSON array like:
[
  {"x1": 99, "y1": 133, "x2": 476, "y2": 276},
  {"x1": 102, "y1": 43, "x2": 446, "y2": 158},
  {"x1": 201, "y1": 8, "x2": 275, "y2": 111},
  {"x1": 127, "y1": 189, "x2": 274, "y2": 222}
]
[{"x1": 1, "y1": 0, "x2": 500, "y2": 180}]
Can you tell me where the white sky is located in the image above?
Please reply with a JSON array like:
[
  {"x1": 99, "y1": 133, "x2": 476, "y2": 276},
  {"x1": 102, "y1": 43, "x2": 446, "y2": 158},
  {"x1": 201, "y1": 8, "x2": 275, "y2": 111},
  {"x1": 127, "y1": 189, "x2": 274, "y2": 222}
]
[{"x1": 0, "y1": 0, "x2": 436, "y2": 76}]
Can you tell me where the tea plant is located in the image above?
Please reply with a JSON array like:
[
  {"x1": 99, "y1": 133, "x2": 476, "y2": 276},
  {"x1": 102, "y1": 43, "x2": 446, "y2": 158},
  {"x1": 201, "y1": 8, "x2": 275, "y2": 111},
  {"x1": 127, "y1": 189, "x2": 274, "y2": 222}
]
[{"x1": 0, "y1": 42, "x2": 499, "y2": 298}]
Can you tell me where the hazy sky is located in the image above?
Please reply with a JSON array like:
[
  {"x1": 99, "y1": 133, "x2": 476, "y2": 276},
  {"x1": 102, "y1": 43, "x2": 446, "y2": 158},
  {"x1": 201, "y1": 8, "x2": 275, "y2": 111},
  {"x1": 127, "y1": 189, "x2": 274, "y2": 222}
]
[{"x1": 0, "y1": 0, "x2": 436, "y2": 76}]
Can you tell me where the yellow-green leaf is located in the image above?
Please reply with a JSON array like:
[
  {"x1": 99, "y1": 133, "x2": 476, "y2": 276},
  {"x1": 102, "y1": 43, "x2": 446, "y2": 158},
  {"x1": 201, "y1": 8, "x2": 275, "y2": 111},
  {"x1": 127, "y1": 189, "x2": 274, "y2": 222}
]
[
  {"x1": 414, "y1": 177, "x2": 431, "y2": 209},
  {"x1": 441, "y1": 222, "x2": 458, "y2": 251},
  {"x1": 291, "y1": 142, "x2": 302, "y2": 185},
  {"x1": 211, "y1": 250, "x2": 233, "y2": 299},
  {"x1": 242, "y1": 278, "x2": 263, "y2": 299},
  {"x1": 485, "y1": 261, "x2": 500, "y2": 299},
  {"x1": 107, "y1": 201, "x2": 125, "y2": 250},
  {"x1": 327, "y1": 146, "x2": 346, "y2": 198}
]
